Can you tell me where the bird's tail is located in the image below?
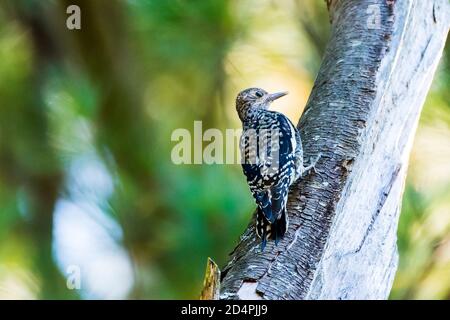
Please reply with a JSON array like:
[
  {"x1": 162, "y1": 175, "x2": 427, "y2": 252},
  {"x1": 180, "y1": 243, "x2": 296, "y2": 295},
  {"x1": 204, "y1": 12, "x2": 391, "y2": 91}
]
[{"x1": 256, "y1": 207, "x2": 288, "y2": 251}]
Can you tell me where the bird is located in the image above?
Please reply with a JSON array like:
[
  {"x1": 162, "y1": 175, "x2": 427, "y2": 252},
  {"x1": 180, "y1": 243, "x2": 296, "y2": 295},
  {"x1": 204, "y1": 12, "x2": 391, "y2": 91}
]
[{"x1": 236, "y1": 87, "x2": 320, "y2": 251}]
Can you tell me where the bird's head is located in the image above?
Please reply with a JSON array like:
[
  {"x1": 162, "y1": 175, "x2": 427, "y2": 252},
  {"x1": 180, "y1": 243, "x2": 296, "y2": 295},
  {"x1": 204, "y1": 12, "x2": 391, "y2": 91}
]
[{"x1": 236, "y1": 87, "x2": 288, "y2": 121}]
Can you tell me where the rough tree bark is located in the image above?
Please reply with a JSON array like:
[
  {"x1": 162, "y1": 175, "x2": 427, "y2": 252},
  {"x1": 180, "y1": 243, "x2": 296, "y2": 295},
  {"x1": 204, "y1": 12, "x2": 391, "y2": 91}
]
[{"x1": 216, "y1": 0, "x2": 450, "y2": 300}]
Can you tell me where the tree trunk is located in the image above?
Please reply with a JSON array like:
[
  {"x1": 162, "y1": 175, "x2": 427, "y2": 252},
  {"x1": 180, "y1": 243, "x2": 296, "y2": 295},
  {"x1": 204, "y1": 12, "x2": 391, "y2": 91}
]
[{"x1": 218, "y1": 0, "x2": 450, "y2": 300}]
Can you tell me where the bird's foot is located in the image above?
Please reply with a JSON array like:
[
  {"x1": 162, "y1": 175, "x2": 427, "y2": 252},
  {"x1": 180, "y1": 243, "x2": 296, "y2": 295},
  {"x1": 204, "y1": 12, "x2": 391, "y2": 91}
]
[{"x1": 303, "y1": 153, "x2": 322, "y2": 175}]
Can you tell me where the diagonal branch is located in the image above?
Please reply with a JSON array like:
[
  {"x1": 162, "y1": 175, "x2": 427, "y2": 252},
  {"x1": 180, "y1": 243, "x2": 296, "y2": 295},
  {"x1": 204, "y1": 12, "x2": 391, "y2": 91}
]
[{"x1": 218, "y1": 0, "x2": 450, "y2": 300}]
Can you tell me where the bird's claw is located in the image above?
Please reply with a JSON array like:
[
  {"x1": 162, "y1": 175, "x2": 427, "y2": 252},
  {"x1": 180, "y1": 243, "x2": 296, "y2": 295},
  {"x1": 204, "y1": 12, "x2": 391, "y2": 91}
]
[{"x1": 303, "y1": 153, "x2": 322, "y2": 175}]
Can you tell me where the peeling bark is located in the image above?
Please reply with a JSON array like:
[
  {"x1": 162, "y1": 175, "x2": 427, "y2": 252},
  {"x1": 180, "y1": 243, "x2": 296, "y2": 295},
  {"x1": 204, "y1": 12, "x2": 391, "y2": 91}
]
[{"x1": 219, "y1": 0, "x2": 450, "y2": 300}]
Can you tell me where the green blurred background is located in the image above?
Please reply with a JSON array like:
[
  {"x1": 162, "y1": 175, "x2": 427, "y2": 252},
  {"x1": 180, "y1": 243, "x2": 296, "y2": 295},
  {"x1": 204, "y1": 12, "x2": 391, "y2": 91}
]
[{"x1": 0, "y1": 0, "x2": 448, "y2": 299}]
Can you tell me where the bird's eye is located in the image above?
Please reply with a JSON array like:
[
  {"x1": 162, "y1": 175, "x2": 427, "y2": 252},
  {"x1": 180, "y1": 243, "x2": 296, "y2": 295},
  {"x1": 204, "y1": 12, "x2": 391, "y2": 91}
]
[{"x1": 255, "y1": 91, "x2": 263, "y2": 98}]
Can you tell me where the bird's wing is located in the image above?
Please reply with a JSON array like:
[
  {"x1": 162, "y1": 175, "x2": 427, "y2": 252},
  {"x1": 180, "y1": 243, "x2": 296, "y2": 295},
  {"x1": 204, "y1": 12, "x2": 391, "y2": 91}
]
[
  {"x1": 240, "y1": 112, "x2": 298, "y2": 229},
  {"x1": 240, "y1": 112, "x2": 296, "y2": 188},
  {"x1": 270, "y1": 175, "x2": 290, "y2": 221}
]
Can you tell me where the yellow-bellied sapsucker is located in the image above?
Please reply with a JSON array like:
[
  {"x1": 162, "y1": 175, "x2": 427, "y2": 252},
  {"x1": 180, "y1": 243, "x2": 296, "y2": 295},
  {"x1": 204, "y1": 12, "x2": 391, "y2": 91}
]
[{"x1": 236, "y1": 88, "x2": 320, "y2": 250}]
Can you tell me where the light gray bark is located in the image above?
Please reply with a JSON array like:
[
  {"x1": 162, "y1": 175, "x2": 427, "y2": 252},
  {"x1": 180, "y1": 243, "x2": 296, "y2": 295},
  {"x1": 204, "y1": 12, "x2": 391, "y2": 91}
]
[{"x1": 219, "y1": 0, "x2": 450, "y2": 300}]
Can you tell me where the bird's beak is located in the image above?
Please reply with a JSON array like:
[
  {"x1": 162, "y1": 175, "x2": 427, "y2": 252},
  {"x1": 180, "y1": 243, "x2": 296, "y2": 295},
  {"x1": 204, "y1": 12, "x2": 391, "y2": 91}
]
[{"x1": 267, "y1": 91, "x2": 288, "y2": 102}]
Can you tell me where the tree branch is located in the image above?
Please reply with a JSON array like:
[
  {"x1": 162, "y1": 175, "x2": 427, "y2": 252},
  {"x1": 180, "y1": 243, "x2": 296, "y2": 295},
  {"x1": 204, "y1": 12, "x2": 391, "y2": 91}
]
[{"x1": 218, "y1": 0, "x2": 450, "y2": 300}]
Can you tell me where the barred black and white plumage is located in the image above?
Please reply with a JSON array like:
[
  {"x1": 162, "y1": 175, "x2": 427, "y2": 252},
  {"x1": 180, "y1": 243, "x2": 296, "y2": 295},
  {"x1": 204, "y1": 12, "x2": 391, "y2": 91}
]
[{"x1": 236, "y1": 87, "x2": 320, "y2": 251}]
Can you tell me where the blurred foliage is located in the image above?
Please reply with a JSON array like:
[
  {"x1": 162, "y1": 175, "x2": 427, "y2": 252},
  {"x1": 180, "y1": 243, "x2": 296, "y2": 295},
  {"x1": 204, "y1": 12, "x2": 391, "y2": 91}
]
[{"x1": 0, "y1": 0, "x2": 448, "y2": 299}]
